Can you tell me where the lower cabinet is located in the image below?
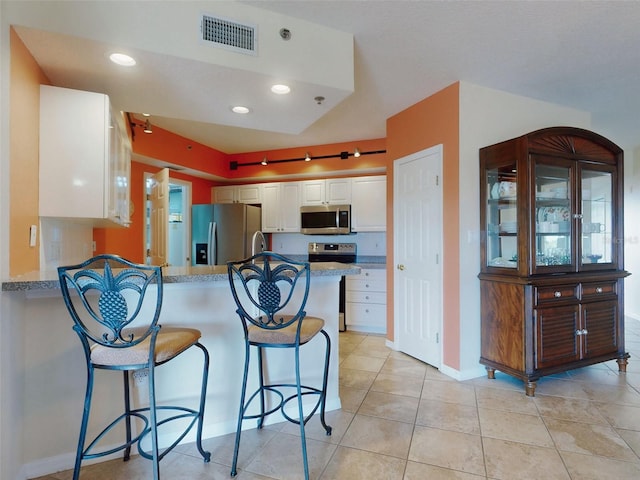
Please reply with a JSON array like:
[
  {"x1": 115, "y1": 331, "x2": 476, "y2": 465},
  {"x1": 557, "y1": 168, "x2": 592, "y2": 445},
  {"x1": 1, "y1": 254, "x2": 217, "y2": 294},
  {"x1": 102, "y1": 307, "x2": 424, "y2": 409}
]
[
  {"x1": 346, "y1": 268, "x2": 386, "y2": 334},
  {"x1": 480, "y1": 274, "x2": 628, "y2": 396}
]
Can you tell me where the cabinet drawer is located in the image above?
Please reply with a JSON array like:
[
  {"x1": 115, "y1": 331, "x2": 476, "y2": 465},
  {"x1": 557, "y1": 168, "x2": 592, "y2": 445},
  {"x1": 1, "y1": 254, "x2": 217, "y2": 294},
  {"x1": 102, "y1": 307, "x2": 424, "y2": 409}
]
[
  {"x1": 581, "y1": 281, "x2": 617, "y2": 300},
  {"x1": 535, "y1": 285, "x2": 579, "y2": 305},
  {"x1": 346, "y1": 291, "x2": 386, "y2": 304},
  {"x1": 346, "y1": 303, "x2": 386, "y2": 328},
  {"x1": 346, "y1": 279, "x2": 386, "y2": 292}
]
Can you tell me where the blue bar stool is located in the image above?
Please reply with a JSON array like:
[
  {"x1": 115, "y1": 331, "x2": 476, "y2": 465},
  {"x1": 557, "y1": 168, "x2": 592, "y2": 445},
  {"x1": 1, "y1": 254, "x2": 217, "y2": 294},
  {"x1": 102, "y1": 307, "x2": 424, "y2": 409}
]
[
  {"x1": 227, "y1": 252, "x2": 332, "y2": 479},
  {"x1": 57, "y1": 254, "x2": 211, "y2": 479}
]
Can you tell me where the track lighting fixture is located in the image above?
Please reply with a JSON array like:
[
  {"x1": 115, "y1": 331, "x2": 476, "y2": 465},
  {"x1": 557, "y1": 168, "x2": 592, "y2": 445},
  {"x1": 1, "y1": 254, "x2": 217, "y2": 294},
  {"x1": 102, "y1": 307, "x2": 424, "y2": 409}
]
[
  {"x1": 143, "y1": 119, "x2": 153, "y2": 134},
  {"x1": 229, "y1": 149, "x2": 386, "y2": 170}
]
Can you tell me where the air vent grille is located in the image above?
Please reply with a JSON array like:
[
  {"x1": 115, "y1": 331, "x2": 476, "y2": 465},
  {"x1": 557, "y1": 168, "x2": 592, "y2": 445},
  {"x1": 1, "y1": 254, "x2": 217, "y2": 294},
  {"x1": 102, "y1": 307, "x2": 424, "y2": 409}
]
[{"x1": 201, "y1": 15, "x2": 256, "y2": 54}]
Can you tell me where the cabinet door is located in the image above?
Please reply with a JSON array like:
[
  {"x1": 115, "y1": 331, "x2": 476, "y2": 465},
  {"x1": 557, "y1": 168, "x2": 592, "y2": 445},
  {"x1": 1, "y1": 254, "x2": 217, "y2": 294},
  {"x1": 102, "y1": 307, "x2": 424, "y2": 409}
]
[
  {"x1": 351, "y1": 176, "x2": 386, "y2": 231},
  {"x1": 300, "y1": 180, "x2": 326, "y2": 206},
  {"x1": 237, "y1": 184, "x2": 262, "y2": 204},
  {"x1": 582, "y1": 300, "x2": 619, "y2": 358},
  {"x1": 212, "y1": 186, "x2": 236, "y2": 203},
  {"x1": 533, "y1": 158, "x2": 573, "y2": 273},
  {"x1": 261, "y1": 183, "x2": 281, "y2": 232},
  {"x1": 280, "y1": 182, "x2": 301, "y2": 232},
  {"x1": 326, "y1": 178, "x2": 351, "y2": 204},
  {"x1": 535, "y1": 304, "x2": 580, "y2": 369},
  {"x1": 484, "y1": 161, "x2": 518, "y2": 270},
  {"x1": 579, "y1": 164, "x2": 616, "y2": 269}
]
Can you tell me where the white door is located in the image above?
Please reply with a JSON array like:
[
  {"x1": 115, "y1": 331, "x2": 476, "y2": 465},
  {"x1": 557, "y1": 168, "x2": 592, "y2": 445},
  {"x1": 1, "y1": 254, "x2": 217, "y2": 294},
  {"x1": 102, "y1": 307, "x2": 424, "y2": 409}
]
[
  {"x1": 394, "y1": 145, "x2": 443, "y2": 367},
  {"x1": 149, "y1": 168, "x2": 169, "y2": 266}
]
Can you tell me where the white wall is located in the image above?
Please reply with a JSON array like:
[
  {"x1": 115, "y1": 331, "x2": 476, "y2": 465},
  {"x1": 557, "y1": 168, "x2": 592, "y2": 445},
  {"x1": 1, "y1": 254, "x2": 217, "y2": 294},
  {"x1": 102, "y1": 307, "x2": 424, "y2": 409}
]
[
  {"x1": 457, "y1": 81, "x2": 591, "y2": 377},
  {"x1": 622, "y1": 146, "x2": 640, "y2": 320}
]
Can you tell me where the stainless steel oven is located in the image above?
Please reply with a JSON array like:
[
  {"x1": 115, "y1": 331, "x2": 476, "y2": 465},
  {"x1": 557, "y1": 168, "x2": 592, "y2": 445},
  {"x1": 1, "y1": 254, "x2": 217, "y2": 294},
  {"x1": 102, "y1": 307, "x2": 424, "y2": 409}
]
[{"x1": 307, "y1": 242, "x2": 356, "y2": 332}]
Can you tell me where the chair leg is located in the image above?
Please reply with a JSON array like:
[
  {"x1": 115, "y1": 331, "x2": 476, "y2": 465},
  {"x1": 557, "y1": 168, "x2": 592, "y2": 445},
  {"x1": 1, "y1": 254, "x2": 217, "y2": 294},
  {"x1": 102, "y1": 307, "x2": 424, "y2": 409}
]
[
  {"x1": 194, "y1": 342, "x2": 211, "y2": 462},
  {"x1": 294, "y1": 344, "x2": 310, "y2": 480},
  {"x1": 231, "y1": 342, "x2": 251, "y2": 477},
  {"x1": 257, "y1": 346, "x2": 266, "y2": 429},
  {"x1": 148, "y1": 365, "x2": 160, "y2": 480},
  {"x1": 123, "y1": 370, "x2": 132, "y2": 461},
  {"x1": 319, "y1": 330, "x2": 332, "y2": 436},
  {"x1": 73, "y1": 365, "x2": 95, "y2": 480}
]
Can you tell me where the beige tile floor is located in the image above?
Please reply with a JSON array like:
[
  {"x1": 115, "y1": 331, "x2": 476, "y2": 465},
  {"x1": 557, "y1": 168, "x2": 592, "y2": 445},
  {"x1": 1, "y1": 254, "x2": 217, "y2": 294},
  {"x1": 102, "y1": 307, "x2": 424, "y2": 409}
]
[{"x1": 35, "y1": 318, "x2": 640, "y2": 479}]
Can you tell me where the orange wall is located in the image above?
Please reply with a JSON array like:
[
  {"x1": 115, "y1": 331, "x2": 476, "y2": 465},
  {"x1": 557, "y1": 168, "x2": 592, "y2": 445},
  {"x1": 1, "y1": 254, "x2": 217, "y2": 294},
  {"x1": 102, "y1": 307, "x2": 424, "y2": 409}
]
[
  {"x1": 9, "y1": 28, "x2": 51, "y2": 276},
  {"x1": 131, "y1": 121, "x2": 229, "y2": 178},
  {"x1": 386, "y1": 82, "x2": 461, "y2": 369}
]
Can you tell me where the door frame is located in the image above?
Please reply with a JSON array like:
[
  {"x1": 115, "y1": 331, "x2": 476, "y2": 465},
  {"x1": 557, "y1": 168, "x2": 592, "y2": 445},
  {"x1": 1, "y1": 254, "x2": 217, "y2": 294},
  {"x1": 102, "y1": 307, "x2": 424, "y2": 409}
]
[{"x1": 143, "y1": 172, "x2": 192, "y2": 265}]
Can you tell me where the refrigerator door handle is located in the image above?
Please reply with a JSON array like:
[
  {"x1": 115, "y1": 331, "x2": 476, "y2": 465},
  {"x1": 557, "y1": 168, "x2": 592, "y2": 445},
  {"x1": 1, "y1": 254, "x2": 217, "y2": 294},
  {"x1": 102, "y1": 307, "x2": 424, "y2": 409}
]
[{"x1": 208, "y1": 221, "x2": 217, "y2": 266}]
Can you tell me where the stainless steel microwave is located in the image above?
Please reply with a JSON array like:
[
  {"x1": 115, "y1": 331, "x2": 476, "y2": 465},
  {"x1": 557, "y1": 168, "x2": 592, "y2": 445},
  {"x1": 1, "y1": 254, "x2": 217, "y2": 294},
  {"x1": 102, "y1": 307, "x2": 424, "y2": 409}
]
[{"x1": 300, "y1": 205, "x2": 351, "y2": 235}]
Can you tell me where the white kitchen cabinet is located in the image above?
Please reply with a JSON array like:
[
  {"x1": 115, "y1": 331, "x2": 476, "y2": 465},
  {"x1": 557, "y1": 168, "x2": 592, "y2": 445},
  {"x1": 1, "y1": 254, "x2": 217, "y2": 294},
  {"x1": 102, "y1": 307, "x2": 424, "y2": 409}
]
[
  {"x1": 351, "y1": 175, "x2": 386, "y2": 232},
  {"x1": 346, "y1": 268, "x2": 387, "y2": 334},
  {"x1": 300, "y1": 178, "x2": 351, "y2": 206},
  {"x1": 212, "y1": 184, "x2": 262, "y2": 204},
  {"x1": 261, "y1": 182, "x2": 300, "y2": 232},
  {"x1": 212, "y1": 185, "x2": 236, "y2": 203},
  {"x1": 39, "y1": 85, "x2": 131, "y2": 227}
]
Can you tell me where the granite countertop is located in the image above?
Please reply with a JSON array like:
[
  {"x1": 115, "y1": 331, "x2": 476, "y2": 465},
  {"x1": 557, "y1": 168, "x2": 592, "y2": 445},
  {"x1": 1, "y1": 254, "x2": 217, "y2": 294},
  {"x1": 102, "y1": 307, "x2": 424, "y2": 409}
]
[{"x1": 1, "y1": 261, "x2": 361, "y2": 292}]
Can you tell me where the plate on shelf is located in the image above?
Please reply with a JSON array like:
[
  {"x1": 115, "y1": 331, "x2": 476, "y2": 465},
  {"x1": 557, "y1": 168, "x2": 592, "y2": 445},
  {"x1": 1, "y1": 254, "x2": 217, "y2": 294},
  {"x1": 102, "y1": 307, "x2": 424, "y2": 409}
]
[{"x1": 537, "y1": 206, "x2": 570, "y2": 223}]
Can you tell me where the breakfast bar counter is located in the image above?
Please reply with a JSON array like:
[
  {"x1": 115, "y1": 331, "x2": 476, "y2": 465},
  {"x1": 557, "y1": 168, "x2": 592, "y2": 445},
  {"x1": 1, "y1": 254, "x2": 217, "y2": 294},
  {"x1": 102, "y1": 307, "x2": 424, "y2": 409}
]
[{"x1": 1, "y1": 261, "x2": 359, "y2": 475}]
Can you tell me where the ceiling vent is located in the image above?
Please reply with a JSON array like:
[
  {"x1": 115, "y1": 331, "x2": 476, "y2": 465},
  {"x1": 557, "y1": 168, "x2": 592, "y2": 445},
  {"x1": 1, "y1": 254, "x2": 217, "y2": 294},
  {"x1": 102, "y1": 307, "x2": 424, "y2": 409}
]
[{"x1": 200, "y1": 14, "x2": 257, "y2": 55}]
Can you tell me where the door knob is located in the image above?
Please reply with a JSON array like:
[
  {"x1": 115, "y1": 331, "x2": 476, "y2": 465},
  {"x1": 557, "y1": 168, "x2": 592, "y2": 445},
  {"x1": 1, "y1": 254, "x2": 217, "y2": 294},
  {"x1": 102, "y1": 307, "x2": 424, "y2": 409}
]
[{"x1": 397, "y1": 264, "x2": 405, "y2": 270}]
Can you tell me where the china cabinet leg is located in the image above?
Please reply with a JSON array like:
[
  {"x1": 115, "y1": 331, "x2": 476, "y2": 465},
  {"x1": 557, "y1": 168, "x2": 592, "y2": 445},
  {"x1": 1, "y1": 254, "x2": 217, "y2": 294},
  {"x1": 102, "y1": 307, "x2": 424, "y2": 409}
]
[
  {"x1": 525, "y1": 380, "x2": 537, "y2": 397},
  {"x1": 486, "y1": 367, "x2": 495, "y2": 379},
  {"x1": 617, "y1": 357, "x2": 629, "y2": 372}
]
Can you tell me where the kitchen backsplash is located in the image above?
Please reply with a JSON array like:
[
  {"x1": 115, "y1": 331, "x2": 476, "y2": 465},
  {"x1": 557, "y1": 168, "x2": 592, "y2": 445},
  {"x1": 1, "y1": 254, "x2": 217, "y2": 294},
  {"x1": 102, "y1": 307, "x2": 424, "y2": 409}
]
[
  {"x1": 39, "y1": 218, "x2": 93, "y2": 271},
  {"x1": 271, "y1": 232, "x2": 386, "y2": 256}
]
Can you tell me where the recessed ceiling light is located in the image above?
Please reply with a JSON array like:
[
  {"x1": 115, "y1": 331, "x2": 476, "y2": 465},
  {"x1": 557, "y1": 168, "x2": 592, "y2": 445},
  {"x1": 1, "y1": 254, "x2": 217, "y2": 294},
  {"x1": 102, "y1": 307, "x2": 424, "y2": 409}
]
[
  {"x1": 109, "y1": 53, "x2": 136, "y2": 66},
  {"x1": 231, "y1": 106, "x2": 250, "y2": 114},
  {"x1": 271, "y1": 84, "x2": 291, "y2": 95}
]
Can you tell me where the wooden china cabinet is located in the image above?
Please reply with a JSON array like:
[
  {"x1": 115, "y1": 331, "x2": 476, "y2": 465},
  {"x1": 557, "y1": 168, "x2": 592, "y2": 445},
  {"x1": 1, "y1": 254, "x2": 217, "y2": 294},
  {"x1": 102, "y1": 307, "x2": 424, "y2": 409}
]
[{"x1": 478, "y1": 127, "x2": 629, "y2": 396}]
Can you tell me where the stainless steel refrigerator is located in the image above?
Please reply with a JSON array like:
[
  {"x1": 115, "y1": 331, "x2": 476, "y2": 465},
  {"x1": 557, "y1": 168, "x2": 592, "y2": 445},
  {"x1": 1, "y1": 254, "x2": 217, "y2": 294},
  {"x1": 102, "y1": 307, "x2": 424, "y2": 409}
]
[{"x1": 191, "y1": 203, "x2": 262, "y2": 265}]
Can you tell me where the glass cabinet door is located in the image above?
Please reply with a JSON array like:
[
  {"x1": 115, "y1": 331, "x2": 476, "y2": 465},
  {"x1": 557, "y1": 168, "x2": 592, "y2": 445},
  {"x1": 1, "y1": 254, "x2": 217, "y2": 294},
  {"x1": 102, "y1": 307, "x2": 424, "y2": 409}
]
[
  {"x1": 534, "y1": 161, "x2": 572, "y2": 269},
  {"x1": 486, "y1": 163, "x2": 518, "y2": 269},
  {"x1": 581, "y1": 167, "x2": 613, "y2": 266}
]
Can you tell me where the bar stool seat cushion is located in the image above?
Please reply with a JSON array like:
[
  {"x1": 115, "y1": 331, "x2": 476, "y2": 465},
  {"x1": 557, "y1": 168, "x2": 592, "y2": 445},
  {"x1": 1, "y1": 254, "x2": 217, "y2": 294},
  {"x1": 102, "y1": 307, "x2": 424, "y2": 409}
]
[
  {"x1": 90, "y1": 327, "x2": 202, "y2": 367},
  {"x1": 248, "y1": 316, "x2": 324, "y2": 345}
]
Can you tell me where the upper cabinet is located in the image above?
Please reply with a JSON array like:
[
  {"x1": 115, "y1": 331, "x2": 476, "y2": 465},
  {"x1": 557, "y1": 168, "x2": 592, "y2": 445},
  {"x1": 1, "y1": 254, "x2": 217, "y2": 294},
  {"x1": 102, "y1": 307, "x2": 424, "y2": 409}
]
[
  {"x1": 300, "y1": 178, "x2": 351, "y2": 206},
  {"x1": 480, "y1": 127, "x2": 623, "y2": 275},
  {"x1": 261, "y1": 182, "x2": 301, "y2": 233},
  {"x1": 351, "y1": 176, "x2": 387, "y2": 232},
  {"x1": 212, "y1": 184, "x2": 262, "y2": 204},
  {"x1": 39, "y1": 85, "x2": 131, "y2": 227}
]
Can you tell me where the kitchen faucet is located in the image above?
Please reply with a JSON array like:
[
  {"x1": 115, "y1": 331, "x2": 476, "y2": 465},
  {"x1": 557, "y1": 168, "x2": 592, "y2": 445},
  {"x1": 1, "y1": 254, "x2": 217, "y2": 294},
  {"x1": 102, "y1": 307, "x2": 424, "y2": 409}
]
[{"x1": 251, "y1": 230, "x2": 266, "y2": 257}]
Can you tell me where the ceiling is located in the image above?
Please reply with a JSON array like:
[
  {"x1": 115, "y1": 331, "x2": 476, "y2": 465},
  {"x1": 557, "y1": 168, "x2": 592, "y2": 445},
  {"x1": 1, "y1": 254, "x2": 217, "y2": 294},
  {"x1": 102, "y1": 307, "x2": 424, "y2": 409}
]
[{"x1": 8, "y1": 1, "x2": 640, "y2": 155}]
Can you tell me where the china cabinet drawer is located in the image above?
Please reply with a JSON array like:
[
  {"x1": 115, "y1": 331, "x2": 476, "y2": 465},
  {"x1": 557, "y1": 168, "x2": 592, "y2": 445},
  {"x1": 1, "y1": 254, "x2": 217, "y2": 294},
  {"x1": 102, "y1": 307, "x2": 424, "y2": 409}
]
[
  {"x1": 581, "y1": 281, "x2": 617, "y2": 300},
  {"x1": 535, "y1": 285, "x2": 579, "y2": 305},
  {"x1": 346, "y1": 291, "x2": 386, "y2": 305}
]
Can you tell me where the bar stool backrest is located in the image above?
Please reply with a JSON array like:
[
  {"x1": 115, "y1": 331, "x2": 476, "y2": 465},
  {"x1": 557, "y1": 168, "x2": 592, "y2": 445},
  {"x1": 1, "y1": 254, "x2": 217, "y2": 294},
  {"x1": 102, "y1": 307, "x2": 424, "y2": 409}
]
[{"x1": 58, "y1": 254, "x2": 163, "y2": 350}]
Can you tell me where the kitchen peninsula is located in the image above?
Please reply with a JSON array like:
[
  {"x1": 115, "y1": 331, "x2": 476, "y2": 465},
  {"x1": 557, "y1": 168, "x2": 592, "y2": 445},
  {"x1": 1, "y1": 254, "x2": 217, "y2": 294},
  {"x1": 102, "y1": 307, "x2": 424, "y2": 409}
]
[{"x1": 1, "y1": 261, "x2": 358, "y2": 475}]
